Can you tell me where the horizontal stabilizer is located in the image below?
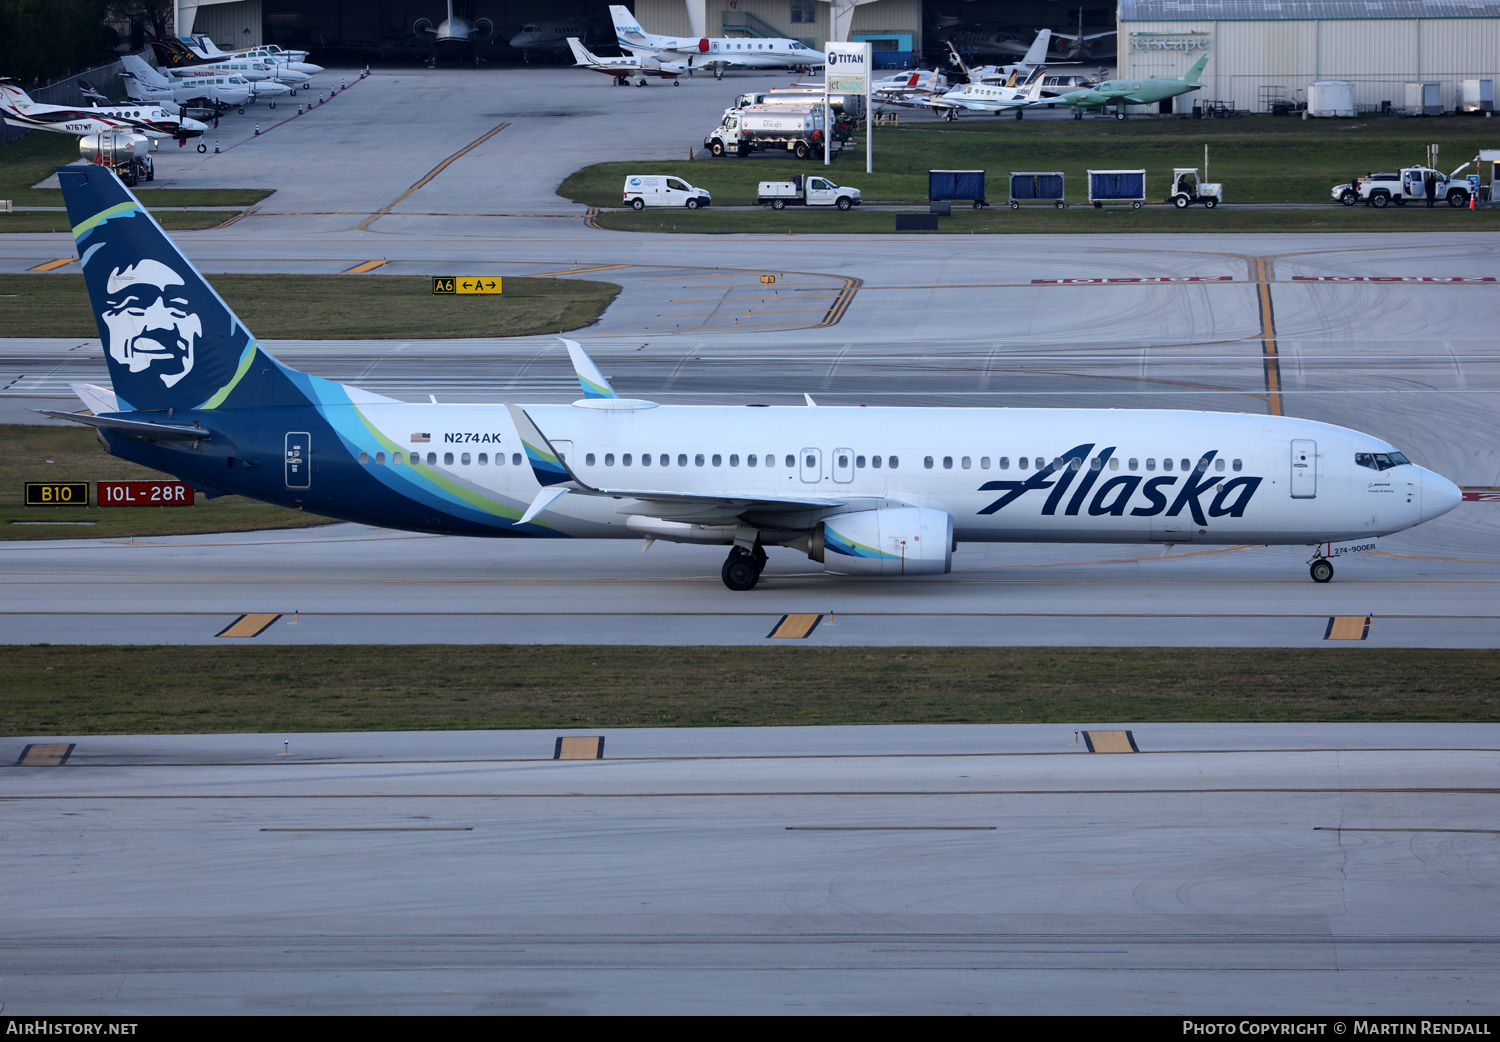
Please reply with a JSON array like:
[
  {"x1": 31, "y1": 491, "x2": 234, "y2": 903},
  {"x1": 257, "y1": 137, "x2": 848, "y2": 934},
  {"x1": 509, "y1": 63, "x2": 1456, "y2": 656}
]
[
  {"x1": 38, "y1": 410, "x2": 211, "y2": 440},
  {"x1": 70, "y1": 382, "x2": 118, "y2": 415}
]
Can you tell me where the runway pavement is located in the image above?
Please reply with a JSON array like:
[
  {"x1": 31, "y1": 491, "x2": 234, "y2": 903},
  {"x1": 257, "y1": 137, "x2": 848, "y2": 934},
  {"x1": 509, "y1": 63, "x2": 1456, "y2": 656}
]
[{"x1": 3, "y1": 722, "x2": 1498, "y2": 1014}]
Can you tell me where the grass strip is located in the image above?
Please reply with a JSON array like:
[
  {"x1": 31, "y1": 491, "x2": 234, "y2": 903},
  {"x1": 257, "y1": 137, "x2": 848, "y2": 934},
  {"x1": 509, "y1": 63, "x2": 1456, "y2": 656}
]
[
  {"x1": 0, "y1": 210, "x2": 237, "y2": 233},
  {"x1": 562, "y1": 115, "x2": 1500, "y2": 208},
  {"x1": 594, "y1": 204, "x2": 1500, "y2": 235},
  {"x1": 1, "y1": 424, "x2": 337, "y2": 539},
  {"x1": 4, "y1": 646, "x2": 1500, "y2": 735},
  {"x1": 0, "y1": 132, "x2": 272, "y2": 208},
  {"x1": 0, "y1": 273, "x2": 621, "y2": 339}
]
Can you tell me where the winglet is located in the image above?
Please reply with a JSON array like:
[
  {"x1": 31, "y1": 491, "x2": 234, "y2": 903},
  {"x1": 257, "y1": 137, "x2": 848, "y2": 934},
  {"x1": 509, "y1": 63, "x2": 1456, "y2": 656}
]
[
  {"x1": 516, "y1": 486, "x2": 569, "y2": 526},
  {"x1": 564, "y1": 338, "x2": 617, "y2": 400}
]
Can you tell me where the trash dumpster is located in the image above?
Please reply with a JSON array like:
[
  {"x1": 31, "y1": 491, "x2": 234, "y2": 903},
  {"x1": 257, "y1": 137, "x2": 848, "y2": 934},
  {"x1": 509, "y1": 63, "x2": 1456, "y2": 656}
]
[
  {"x1": 1088, "y1": 169, "x2": 1146, "y2": 209},
  {"x1": 929, "y1": 169, "x2": 988, "y2": 209},
  {"x1": 1009, "y1": 171, "x2": 1065, "y2": 209}
]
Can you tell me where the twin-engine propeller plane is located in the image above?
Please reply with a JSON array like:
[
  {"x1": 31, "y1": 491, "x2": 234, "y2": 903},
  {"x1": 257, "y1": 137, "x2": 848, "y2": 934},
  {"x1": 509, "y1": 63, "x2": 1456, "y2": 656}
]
[{"x1": 49, "y1": 164, "x2": 1461, "y2": 590}]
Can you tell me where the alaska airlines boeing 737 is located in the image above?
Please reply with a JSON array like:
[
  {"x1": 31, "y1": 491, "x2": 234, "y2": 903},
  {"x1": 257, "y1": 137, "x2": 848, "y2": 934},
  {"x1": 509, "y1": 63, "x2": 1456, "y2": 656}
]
[{"x1": 49, "y1": 165, "x2": 1461, "y2": 590}]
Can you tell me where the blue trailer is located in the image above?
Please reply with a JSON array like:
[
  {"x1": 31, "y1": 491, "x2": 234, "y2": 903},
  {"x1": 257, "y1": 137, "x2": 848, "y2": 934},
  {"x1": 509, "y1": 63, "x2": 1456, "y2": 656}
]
[
  {"x1": 1009, "y1": 171, "x2": 1066, "y2": 209},
  {"x1": 929, "y1": 169, "x2": 988, "y2": 209},
  {"x1": 1088, "y1": 169, "x2": 1147, "y2": 209}
]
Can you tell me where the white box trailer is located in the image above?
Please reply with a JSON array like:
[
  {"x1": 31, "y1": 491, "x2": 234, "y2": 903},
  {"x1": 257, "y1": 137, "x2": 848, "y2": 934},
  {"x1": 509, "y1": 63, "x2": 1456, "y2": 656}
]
[
  {"x1": 1308, "y1": 80, "x2": 1356, "y2": 118},
  {"x1": 1405, "y1": 81, "x2": 1443, "y2": 116},
  {"x1": 1460, "y1": 79, "x2": 1494, "y2": 113}
]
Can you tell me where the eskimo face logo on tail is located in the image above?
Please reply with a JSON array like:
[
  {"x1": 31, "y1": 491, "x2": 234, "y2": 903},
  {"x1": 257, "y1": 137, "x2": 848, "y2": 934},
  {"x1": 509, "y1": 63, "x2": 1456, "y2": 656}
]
[{"x1": 101, "y1": 259, "x2": 200, "y2": 387}]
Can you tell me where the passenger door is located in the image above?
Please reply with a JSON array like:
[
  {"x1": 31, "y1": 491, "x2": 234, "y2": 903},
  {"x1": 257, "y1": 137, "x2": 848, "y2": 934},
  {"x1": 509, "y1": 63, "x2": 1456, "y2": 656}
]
[
  {"x1": 1291, "y1": 439, "x2": 1317, "y2": 499},
  {"x1": 831, "y1": 448, "x2": 854, "y2": 483}
]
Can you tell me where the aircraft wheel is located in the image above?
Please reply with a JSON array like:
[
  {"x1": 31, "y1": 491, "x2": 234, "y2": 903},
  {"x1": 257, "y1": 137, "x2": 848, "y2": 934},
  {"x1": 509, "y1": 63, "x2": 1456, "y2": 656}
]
[
  {"x1": 1174, "y1": 194, "x2": 1190, "y2": 209},
  {"x1": 269, "y1": 101, "x2": 277, "y2": 109},
  {"x1": 238, "y1": 107, "x2": 246, "y2": 114},
  {"x1": 197, "y1": 143, "x2": 207, "y2": 153},
  {"x1": 1115, "y1": 110, "x2": 1126, "y2": 120},
  {"x1": 721, "y1": 552, "x2": 760, "y2": 591},
  {"x1": 772, "y1": 199, "x2": 785, "y2": 210},
  {"x1": 1204, "y1": 197, "x2": 1218, "y2": 209},
  {"x1": 290, "y1": 89, "x2": 297, "y2": 97},
  {"x1": 631, "y1": 198, "x2": 645, "y2": 210},
  {"x1": 1310, "y1": 559, "x2": 1334, "y2": 583},
  {"x1": 673, "y1": 80, "x2": 680, "y2": 86}
]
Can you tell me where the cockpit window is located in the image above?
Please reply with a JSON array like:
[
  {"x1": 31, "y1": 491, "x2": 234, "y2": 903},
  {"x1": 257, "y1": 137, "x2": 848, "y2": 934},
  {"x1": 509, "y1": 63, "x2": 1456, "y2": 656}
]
[{"x1": 1355, "y1": 451, "x2": 1410, "y2": 471}]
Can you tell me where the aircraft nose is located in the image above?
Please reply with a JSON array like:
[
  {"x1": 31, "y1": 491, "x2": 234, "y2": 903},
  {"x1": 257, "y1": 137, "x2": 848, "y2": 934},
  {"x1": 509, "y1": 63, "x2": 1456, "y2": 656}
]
[{"x1": 1420, "y1": 468, "x2": 1462, "y2": 522}]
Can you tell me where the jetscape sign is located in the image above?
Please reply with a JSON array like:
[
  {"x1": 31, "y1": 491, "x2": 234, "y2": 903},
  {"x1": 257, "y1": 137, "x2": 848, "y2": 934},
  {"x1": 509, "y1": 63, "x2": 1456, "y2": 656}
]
[{"x1": 1131, "y1": 32, "x2": 1211, "y2": 53}]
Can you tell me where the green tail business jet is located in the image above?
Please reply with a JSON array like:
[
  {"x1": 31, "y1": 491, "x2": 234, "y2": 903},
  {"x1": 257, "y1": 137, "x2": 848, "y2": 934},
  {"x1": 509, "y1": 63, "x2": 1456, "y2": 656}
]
[{"x1": 1029, "y1": 53, "x2": 1208, "y2": 119}]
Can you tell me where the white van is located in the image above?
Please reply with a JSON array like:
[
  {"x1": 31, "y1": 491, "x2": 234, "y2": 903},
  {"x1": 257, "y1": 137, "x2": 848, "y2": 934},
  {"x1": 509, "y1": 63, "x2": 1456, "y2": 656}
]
[{"x1": 622, "y1": 175, "x2": 712, "y2": 210}]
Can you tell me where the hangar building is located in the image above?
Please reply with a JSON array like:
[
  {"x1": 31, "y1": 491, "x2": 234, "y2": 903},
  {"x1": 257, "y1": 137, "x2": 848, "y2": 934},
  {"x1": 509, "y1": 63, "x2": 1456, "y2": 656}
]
[{"x1": 1117, "y1": 0, "x2": 1500, "y2": 114}]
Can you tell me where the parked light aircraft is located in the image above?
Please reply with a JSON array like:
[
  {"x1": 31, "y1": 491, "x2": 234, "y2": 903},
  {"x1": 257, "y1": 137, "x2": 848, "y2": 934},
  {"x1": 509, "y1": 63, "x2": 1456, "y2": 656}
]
[
  {"x1": 120, "y1": 54, "x2": 273, "y2": 114},
  {"x1": 511, "y1": 22, "x2": 587, "y2": 61},
  {"x1": 872, "y1": 68, "x2": 949, "y2": 103},
  {"x1": 0, "y1": 82, "x2": 207, "y2": 142},
  {"x1": 906, "y1": 67, "x2": 1048, "y2": 119},
  {"x1": 946, "y1": 28, "x2": 1050, "y2": 82},
  {"x1": 49, "y1": 164, "x2": 1462, "y2": 590},
  {"x1": 567, "y1": 38, "x2": 687, "y2": 85},
  {"x1": 150, "y1": 42, "x2": 312, "y2": 89},
  {"x1": 175, "y1": 35, "x2": 312, "y2": 65},
  {"x1": 1032, "y1": 53, "x2": 1208, "y2": 118},
  {"x1": 610, "y1": 5, "x2": 825, "y2": 73}
]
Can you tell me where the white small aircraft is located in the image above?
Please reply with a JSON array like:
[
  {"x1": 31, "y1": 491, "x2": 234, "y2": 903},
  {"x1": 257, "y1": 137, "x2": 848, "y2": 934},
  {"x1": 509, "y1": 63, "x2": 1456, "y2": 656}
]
[
  {"x1": 0, "y1": 80, "x2": 207, "y2": 142},
  {"x1": 905, "y1": 67, "x2": 1049, "y2": 120},
  {"x1": 149, "y1": 42, "x2": 311, "y2": 89},
  {"x1": 567, "y1": 38, "x2": 687, "y2": 86},
  {"x1": 121, "y1": 54, "x2": 278, "y2": 115},
  {"x1": 177, "y1": 35, "x2": 312, "y2": 65},
  {"x1": 49, "y1": 164, "x2": 1466, "y2": 592},
  {"x1": 511, "y1": 22, "x2": 587, "y2": 61},
  {"x1": 947, "y1": 29, "x2": 1050, "y2": 84},
  {"x1": 872, "y1": 69, "x2": 949, "y2": 103},
  {"x1": 610, "y1": 5, "x2": 825, "y2": 74}
]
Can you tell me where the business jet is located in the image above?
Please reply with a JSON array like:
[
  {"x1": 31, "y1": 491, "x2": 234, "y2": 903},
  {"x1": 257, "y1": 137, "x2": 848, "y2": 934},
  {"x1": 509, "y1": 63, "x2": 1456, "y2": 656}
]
[
  {"x1": 914, "y1": 67, "x2": 1048, "y2": 119},
  {"x1": 946, "y1": 28, "x2": 1050, "y2": 82},
  {"x1": 48, "y1": 164, "x2": 1462, "y2": 591},
  {"x1": 511, "y1": 22, "x2": 586, "y2": 61},
  {"x1": 610, "y1": 5, "x2": 825, "y2": 73},
  {"x1": 567, "y1": 38, "x2": 687, "y2": 85},
  {"x1": 1031, "y1": 53, "x2": 1208, "y2": 119},
  {"x1": 0, "y1": 81, "x2": 208, "y2": 142},
  {"x1": 413, "y1": 1, "x2": 494, "y2": 44}
]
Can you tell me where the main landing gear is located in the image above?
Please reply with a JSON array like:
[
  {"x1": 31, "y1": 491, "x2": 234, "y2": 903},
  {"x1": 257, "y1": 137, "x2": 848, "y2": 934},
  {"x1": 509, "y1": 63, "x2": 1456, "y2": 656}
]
[
  {"x1": 1309, "y1": 559, "x2": 1334, "y2": 583},
  {"x1": 721, "y1": 543, "x2": 768, "y2": 591}
]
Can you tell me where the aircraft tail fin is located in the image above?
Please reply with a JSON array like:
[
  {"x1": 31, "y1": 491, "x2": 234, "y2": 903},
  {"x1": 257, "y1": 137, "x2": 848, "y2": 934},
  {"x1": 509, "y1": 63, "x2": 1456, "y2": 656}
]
[
  {"x1": 59, "y1": 163, "x2": 301, "y2": 414},
  {"x1": 1182, "y1": 53, "x2": 1209, "y2": 83},
  {"x1": 0, "y1": 81, "x2": 36, "y2": 112},
  {"x1": 121, "y1": 54, "x2": 169, "y2": 89},
  {"x1": 567, "y1": 37, "x2": 601, "y2": 66},
  {"x1": 609, "y1": 3, "x2": 657, "y2": 45},
  {"x1": 1020, "y1": 28, "x2": 1051, "y2": 68}
]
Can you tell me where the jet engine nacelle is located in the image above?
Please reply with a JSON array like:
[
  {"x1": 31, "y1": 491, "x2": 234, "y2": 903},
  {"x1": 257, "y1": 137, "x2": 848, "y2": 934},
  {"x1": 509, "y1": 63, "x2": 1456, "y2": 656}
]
[
  {"x1": 79, "y1": 131, "x2": 149, "y2": 163},
  {"x1": 414, "y1": 18, "x2": 435, "y2": 36},
  {"x1": 803, "y1": 507, "x2": 954, "y2": 576},
  {"x1": 474, "y1": 18, "x2": 495, "y2": 40}
]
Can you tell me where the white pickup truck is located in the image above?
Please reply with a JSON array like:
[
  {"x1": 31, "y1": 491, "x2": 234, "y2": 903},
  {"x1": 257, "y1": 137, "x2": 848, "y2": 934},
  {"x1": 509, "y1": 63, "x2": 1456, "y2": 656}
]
[
  {"x1": 757, "y1": 175, "x2": 862, "y2": 210},
  {"x1": 1331, "y1": 166, "x2": 1471, "y2": 208}
]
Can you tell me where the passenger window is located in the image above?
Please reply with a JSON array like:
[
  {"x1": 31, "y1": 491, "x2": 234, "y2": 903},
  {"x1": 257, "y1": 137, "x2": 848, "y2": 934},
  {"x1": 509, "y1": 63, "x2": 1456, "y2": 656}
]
[
  {"x1": 1181, "y1": 459, "x2": 1191, "y2": 472},
  {"x1": 1233, "y1": 459, "x2": 1243, "y2": 472},
  {"x1": 1109, "y1": 458, "x2": 1119, "y2": 471},
  {"x1": 805, "y1": 454, "x2": 816, "y2": 468},
  {"x1": 785, "y1": 455, "x2": 795, "y2": 467},
  {"x1": 374, "y1": 452, "x2": 385, "y2": 465},
  {"x1": 1019, "y1": 457, "x2": 1028, "y2": 470},
  {"x1": 943, "y1": 457, "x2": 953, "y2": 469},
  {"x1": 605, "y1": 453, "x2": 615, "y2": 466},
  {"x1": 1146, "y1": 458, "x2": 1156, "y2": 471},
  {"x1": 764, "y1": 453, "x2": 774, "y2": 467},
  {"x1": 695, "y1": 454, "x2": 704, "y2": 467},
  {"x1": 730, "y1": 454, "x2": 740, "y2": 467},
  {"x1": 999, "y1": 457, "x2": 1009, "y2": 470},
  {"x1": 660, "y1": 454, "x2": 669, "y2": 467},
  {"x1": 443, "y1": 452, "x2": 454, "y2": 465},
  {"x1": 1163, "y1": 458, "x2": 1173, "y2": 472},
  {"x1": 1069, "y1": 459, "x2": 1081, "y2": 471},
  {"x1": 856, "y1": 455, "x2": 866, "y2": 468},
  {"x1": 391, "y1": 452, "x2": 403, "y2": 465},
  {"x1": 872, "y1": 455, "x2": 882, "y2": 469},
  {"x1": 585, "y1": 453, "x2": 594, "y2": 466},
  {"x1": 1128, "y1": 458, "x2": 1138, "y2": 471},
  {"x1": 712, "y1": 454, "x2": 722, "y2": 466},
  {"x1": 461, "y1": 453, "x2": 470, "y2": 465},
  {"x1": 889, "y1": 456, "x2": 899, "y2": 469},
  {"x1": 642, "y1": 453, "x2": 652, "y2": 467},
  {"x1": 1214, "y1": 458, "x2": 1224, "y2": 472},
  {"x1": 924, "y1": 456, "x2": 934, "y2": 469},
  {"x1": 512, "y1": 453, "x2": 521, "y2": 466},
  {"x1": 749, "y1": 454, "x2": 758, "y2": 467},
  {"x1": 359, "y1": 451, "x2": 369, "y2": 465},
  {"x1": 979, "y1": 457, "x2": 989, "y2": 469},
  {"x1": 1090, "y1": 457, "x2": 1102, "y2": 471},
  {"x1": 479, "y1": 453, "x2": 489, "y2": 465},
  {"x1": 678, "y1": 454, "x2": 687, "y2": 467}
]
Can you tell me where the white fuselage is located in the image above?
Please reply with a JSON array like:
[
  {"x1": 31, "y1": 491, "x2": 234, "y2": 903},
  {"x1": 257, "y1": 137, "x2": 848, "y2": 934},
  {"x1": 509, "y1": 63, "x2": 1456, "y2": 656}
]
[
  {"x1": 336, "y1": 402, "x2": 1456, "y2": 547},
  {"x1": 611, "y1": 6, "x2": 824, "y2": 68}
]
